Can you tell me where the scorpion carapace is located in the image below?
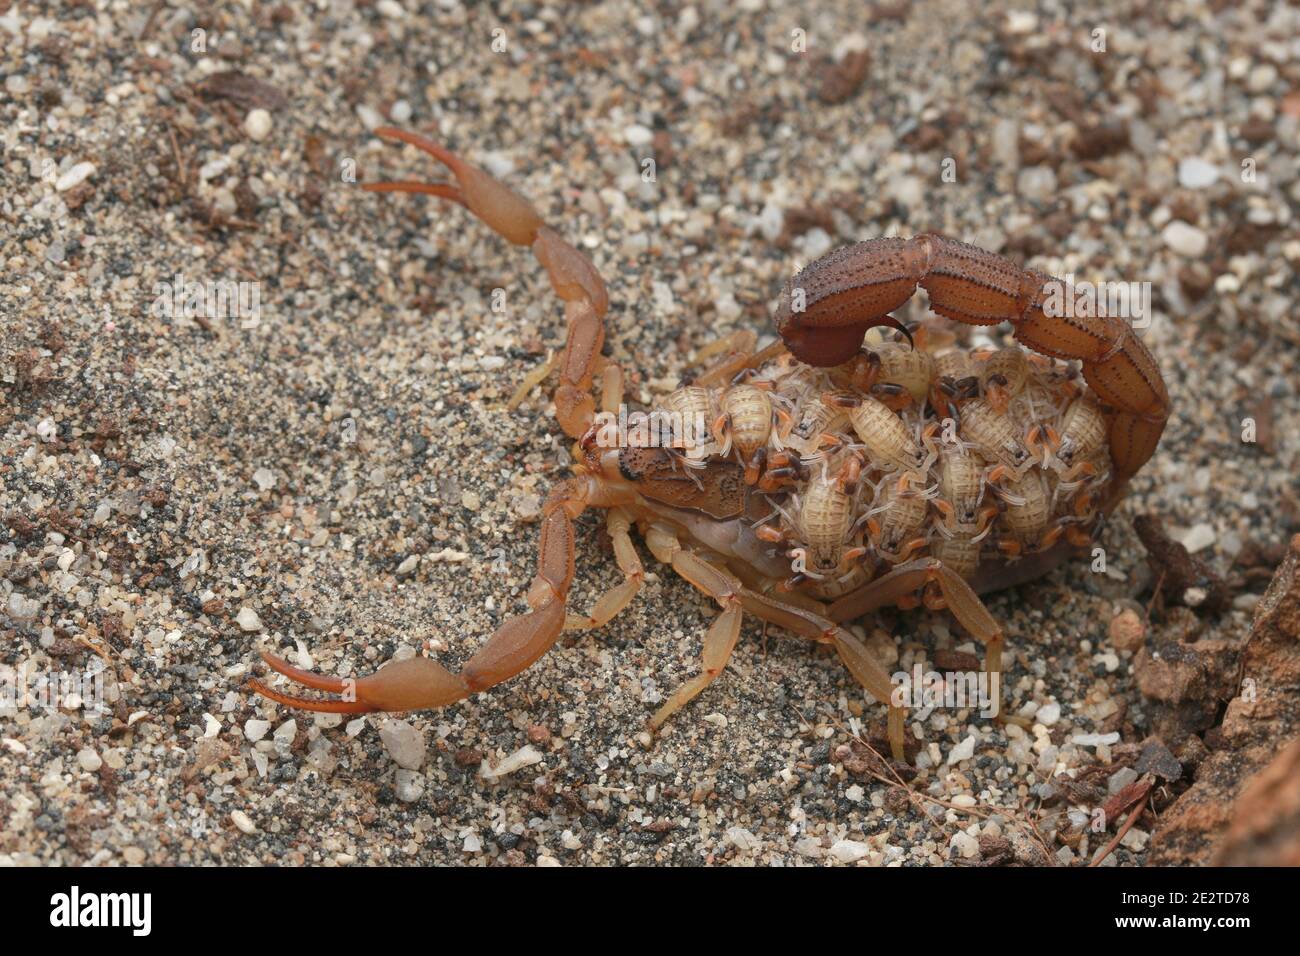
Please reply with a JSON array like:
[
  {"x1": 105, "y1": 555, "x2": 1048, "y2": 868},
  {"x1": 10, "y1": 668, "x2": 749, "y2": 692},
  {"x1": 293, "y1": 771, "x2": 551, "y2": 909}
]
[{"x1": 249, "y1": 130, "x2": 1169, "y2": 762}]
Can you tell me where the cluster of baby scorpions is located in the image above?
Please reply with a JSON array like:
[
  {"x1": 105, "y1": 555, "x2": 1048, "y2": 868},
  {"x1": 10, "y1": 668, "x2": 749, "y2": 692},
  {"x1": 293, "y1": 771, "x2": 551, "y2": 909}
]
[{"x1": 249, "y1": 130, "x2": 1168, "y2": 762}]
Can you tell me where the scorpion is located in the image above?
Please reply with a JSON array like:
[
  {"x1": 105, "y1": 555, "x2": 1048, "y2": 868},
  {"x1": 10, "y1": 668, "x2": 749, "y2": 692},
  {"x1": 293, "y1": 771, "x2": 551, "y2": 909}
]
[{"x1": 249, "y1": 128, "x2": 1169, "y2": 761}]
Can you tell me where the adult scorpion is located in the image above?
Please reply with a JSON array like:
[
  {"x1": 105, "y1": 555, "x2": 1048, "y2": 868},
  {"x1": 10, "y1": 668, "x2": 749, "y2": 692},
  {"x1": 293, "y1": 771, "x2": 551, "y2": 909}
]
[{"x1": 249, "y1": 129, "x2": 1168, "y2": 761}]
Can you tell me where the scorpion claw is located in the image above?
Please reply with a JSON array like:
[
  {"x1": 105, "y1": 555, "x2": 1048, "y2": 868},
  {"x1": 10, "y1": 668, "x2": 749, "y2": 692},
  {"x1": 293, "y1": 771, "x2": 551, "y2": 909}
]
[
  {"x1": 366, "y1": 127, "x2": 544, "y2": 246},
  {"x1": 250, "y1": 650, "x2": 470, "y2": 714}
]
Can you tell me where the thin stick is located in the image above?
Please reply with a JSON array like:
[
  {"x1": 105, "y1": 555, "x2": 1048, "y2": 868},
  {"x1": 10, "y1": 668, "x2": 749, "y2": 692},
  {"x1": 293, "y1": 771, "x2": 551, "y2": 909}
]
[{"x1": 1086, "y1": 790, "x2": 1149, "y2": 868}]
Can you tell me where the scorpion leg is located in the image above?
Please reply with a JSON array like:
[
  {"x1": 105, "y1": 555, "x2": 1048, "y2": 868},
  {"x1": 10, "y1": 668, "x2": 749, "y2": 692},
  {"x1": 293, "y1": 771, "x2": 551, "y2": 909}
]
[
  {"x1": 692, "y1": 332, "x2": 787, "y2": 389},
  {"x1": 364, "y1": 127, "x2": 609, "y2": 439},
  {"x1": 565, "y1": 507, "x2": 645, "y2": 631},
  {"x1": 644, "y1": 525, "x2": 905, "y2": 757},
  {"x1": 250, "y1": 477, "x2": 598, "y2": 714},
  {"x1": 827, "y1": 558, "x2": 1008, "y2": 724},
  {"x1": 738, "y1": 588, "x2": 906, "y2": 761},
  {"x1": 645, "y1": 526, "x2": 745, "y2": 730}
]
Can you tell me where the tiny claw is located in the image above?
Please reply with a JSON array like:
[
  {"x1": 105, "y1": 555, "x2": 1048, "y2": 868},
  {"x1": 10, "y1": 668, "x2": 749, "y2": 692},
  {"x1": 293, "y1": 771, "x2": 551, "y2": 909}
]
[{"x1": 889, "y1": 317, "x2": 916, "y2": 351}]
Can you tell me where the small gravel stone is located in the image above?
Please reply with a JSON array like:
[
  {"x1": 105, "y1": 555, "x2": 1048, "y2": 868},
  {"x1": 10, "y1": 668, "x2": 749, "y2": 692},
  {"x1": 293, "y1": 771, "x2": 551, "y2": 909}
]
[
  {"x1": 1161, "y1": 221, "x2": 1209, "y2": 257},
  {"x1": 1176, "y1": 523, "x2": 1216, "y2": 553},
  {"x1": 623, "y1": 124, "x2": 654, "y2": 147},
  {"x1": 951, "y1": 831, "x2": 980, "y2": 859},
  {"x1": 244, "y1": 719, "x2": 271, "y2": 742},
  {"x1": 244, "y1": 109, "x2": 273, "y2": 142},
  {"x1": 829, "y1": 839, "x2": 871, "y2": 863},
  {"x1": 1108, "y1": 766, "x2": 1140, "y2": 794},
  {"x1": 394, "y1": 769, "x2": 424, "y2": 802},
  {"x1": 948, "y1": 735, "x2": 976, "y2": 764},
  {"x1": 725, "y1": 827, "x2": 760, "y2": 852},
  {"x1": 379, "y1": 718, "x2": 426, "y2": 770},
  {"x1": 55, "y1": 161, "x2": 96, "y2": 192},
  {"x1": 230, "y1": 810, "x2": 258, "y2": 834},
  {"x1": 236, "y1": 607, "x2": 263, "y2": 632},
  {"x1": 479, "y1": 745, "x2": 543, "y2": 779},
  {"x1": 77, "y1": 748, "x2": 102, "y2": 772},
  {"x1": 1177, "y1": 157, "x2": 1219, "y2": 189}
]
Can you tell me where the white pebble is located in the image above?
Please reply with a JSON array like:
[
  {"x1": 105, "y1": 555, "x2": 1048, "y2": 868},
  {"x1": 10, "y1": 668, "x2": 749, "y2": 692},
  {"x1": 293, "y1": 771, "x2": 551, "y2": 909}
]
[
  {"x1": 1071, "y1": 732, "x2": 1121, "y2": 748},
  {"x1": 623, "y1": 124, "x2": 654, "y2": 147},
  {"x1": 379, "y1": 718, "x2": 426, "y2": 770},
  {"x1": 1037, "y1": 701, "x2": 1061, "y2": 726},
  {"x1": 236, "y1": 607, "x2": 262, "y2": 632},
  {"x1": 757, "y1": 202, "x2": 785, "y2": 242},
  {"x1": 357, "y1": 104, "x2": 384, "y2": 130},
  {"x1": 800, "y1": 227, "x2": 833, "y2": 260},
  {"x1": 252, "y1": 467, "x2": 275, "y2": 491},
  {"x1": 947, "y1": 734, "x2": 976, "y2": 764},
  {"x1": 1017, "y1": 166, "x2": 1057, "y2": 201},
  {"x1": 1176, "y1": 522, "x2": 1216, "y2": 553},
  {"x1": 1161, "y1": 221, "x2": 1208, "y2": 258},
  {"x1": 725, "y1": 827, "x2": 761, "y2": 852},
  {"x1": 1177, "y1": 158, "x2": 1219, "y2": 189},
  {"x1": 479, "y1": 744, "x2": 543, "y2": 779},
  {"x1": 795, "y1": 837, "x2": 824, "y2": 859},
  {"x1": 243, "y1": 109, "x2": 272, "y2": 142},
  {"x1": 77, "y1": 748, "x2": 102, "y2": 772},
  {"x1": 273, "y1": 719, "x2": 297, "y2": 746},
  {"x1": 394, "y1": 769, "x2": 424, "y2": 802},
  {"x1": 951, "y1": 831, "x2": 980, "y2": 859},
  {"x1": 829, "y1": 839, "x2": 871, "y2": 863},
  {"x1": 55, "y1": 161, "x2": 96, "y2": 192},
  {"x1": 244, "y1": 719, "x2": 271, "y2": 742},
  {"x1": 231, "y1": 810, "x2": 257, "y2": 834},
  {"x1": 8, "y1": 592, "x2": 40, "y2": 621}
]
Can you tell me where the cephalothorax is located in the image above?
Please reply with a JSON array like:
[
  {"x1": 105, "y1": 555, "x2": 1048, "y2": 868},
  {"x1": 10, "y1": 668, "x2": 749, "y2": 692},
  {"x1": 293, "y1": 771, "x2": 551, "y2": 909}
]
[{"x1": 249, "y1": 130, "x2": 1169, "y2": 761}]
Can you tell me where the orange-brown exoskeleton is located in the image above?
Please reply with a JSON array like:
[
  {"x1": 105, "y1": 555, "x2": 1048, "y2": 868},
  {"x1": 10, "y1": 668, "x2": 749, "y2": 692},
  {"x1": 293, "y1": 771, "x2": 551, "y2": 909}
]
[{"x1": 248, "y1": 142, "x2": 1167, "y2": 765}]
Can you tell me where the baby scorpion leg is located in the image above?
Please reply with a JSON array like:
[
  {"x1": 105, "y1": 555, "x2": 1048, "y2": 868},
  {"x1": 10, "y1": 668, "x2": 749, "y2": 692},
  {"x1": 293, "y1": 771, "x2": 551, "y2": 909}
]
[
  {"x1": 250, "y1": 477, "x2": 599, "y2": 714},
  {"x1": 363, "y1": 127, "x2": 609, "y2": 439}
]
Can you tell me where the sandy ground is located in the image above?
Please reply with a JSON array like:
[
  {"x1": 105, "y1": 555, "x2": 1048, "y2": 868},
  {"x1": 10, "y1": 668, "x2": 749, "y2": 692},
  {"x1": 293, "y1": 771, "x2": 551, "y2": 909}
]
[{"x1": 1, "y1": 0, "x2": 1297, "y2": 866}]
